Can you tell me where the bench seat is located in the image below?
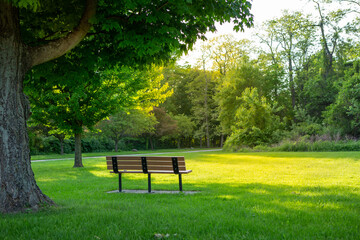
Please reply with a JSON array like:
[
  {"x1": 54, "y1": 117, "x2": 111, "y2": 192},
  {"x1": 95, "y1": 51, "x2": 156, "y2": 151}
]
[{"x1": 111, "y1": 170, "x2": 192, "y2": 174}]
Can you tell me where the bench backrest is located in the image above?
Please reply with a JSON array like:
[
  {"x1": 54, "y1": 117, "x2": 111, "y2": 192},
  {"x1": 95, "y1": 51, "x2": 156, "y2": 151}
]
[{"x1": 106, "y1": 156, "x2": 187, "y2": 173}]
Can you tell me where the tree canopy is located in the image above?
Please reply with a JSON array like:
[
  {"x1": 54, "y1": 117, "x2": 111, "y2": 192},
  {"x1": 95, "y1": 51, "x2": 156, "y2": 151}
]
[{"x1": 0, "y1": 0, "x2": 254, "y2": 213}]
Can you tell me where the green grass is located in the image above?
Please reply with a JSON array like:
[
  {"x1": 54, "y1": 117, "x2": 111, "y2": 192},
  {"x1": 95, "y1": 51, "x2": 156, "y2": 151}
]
[{"x1": 2, "y1": 151, "x2": 360, "y2": 239}]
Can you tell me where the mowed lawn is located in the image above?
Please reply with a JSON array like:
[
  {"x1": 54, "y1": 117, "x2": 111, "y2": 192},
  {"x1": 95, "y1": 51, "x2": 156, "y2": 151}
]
[{"x1": 1, "y1": 152, "x2": 360, "y2": 239}]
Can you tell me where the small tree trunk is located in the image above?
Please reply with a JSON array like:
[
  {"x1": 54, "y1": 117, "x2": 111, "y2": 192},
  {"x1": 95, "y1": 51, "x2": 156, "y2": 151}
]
[
  {"x1": 288, "y1": 54, "x2": 296, "y2": 111},
  {"x1": 0, "y1": 0, "x2": 53, "y2": 213},
  {"x1": 73, "y1": 133, "x2": 83, "y2": 167},
  {"x1": 145, "y1": 136, "x2": 149, "y2": 150},
  {"x1": 114, "y1": 139, "x2": 118, "y2": 152},
  {"x1": 149, "y1": 136, "x2": 154, "y2": 150},
  {"x1": 60, "y1": 138, "x2": 64, "y2": 155},
  {"x1": 199, "y1": 138, "x2": 203, "y2": 148},
  {"x1": 177, "y1": 138, "x2": 181, "y2": 149},
  {"x1": 220, "y1": 134, "x2": 224, "y2": 148},
  {"x1": 54, "y1": 134, "x2": 65, "y2": 155}
]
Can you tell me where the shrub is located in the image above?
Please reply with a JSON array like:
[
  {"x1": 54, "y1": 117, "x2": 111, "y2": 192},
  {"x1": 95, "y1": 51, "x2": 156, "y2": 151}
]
[
  {"x1": 272, "y1": 139, "x2": 360, "y2": 152},
  {"x1": 224, "y1": 88, "x2": 284, "y2": 151}
]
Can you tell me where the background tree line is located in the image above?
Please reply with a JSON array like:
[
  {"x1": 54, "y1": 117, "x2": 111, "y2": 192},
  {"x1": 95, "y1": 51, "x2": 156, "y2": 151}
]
[{"x1": 28, "y1": 0, "x2": 360, "y2": 154}]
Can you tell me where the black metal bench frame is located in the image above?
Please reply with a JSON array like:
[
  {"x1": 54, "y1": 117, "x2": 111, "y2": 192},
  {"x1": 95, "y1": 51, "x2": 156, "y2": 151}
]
[{"x1": 108, "y1": 156, "x2": 192, "y2": 193}]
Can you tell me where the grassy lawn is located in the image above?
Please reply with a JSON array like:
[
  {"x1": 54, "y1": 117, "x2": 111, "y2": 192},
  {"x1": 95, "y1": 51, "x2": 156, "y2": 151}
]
[{"x1": 1, "y1": 151, "x2": 360, "y2": 239}]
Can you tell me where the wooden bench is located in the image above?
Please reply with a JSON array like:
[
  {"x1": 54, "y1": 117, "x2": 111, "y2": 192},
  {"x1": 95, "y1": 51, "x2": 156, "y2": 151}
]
[{"x1": 106, "y1": 156, "x2": 192, "y2": 193}]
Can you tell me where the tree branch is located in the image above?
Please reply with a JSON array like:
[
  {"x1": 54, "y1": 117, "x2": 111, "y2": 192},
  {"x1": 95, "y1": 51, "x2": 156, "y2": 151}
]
[
  {"x1": 341, "y1": 0, "x2": 360, "y2": 7},
  {"x1": 157, "y1": 1, "x2": 169, "y2": 11},
  {"x1": 29, "y1": 0, "x2": 97, "y2": 67}
]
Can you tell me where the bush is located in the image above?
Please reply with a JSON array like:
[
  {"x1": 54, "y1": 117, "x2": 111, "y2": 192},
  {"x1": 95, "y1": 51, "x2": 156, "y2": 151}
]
[
  {"x1": 272, "y1": 139, "x2": 360, "y2": 152},
  {"x1": 223, "y1": 88, "x2": 284, "y2": 151},
  {"x1": 81, "y1": 137, "x2": 115, "y2": 153}
]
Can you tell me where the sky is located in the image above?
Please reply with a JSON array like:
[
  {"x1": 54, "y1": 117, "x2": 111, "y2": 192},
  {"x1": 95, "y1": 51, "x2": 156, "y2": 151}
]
[{"x1": 179, "y1": 0, "x2": 316, "y2": 65}]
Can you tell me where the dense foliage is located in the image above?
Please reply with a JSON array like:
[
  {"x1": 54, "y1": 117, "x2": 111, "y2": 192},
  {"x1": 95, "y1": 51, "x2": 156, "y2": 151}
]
[{"x1": 28, "y1": 1, "x2": 360, "y2": 154}]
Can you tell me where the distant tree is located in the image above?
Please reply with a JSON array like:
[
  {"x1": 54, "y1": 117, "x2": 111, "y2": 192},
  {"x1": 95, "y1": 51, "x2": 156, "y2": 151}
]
[
  {"x1": 98, "y1": 109, "x2": 157, "y2": 152},
  {"x1": 162, "y1": 65, "x2": 193, "y2": 116},
  {"x1": 216, "y1": 61, "x2": 270, "y2": 135},
  {"x1": 150, "y1": 107, "x2": 178, "y2": 150},
  {"x1": 325, "y1": 60, "x2": 360, "y2": 137},
  {"x1": 206, "y1": 35, "x2": 254, "y2": 146},
  {"x1": 26, "y1": 64, "x2": 158, "y2": 167},
  {"x1": 209, "y1": 35, "x2": 251, "y2": 76},
  {"x1": 224, "y1": 88, "x2": 283, "y2": 149},
  {"x1": 264, "y1": 11, "x2": 316, "y2": 110},
  {"x1": 186, "y1": 69, "x2": 219, "y2": 148},
  {"x1": 172, "y1": 114, "x2": 196, "y2": 149}
]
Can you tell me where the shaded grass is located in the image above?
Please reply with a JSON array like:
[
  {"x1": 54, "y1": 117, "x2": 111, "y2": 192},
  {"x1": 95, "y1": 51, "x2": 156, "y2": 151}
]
[{"x1": 1, "y1": 152, "x2": 360, "y2": 239}]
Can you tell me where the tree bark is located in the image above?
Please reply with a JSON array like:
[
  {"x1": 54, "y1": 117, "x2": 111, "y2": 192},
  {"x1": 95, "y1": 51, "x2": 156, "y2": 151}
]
[
  {"x1": 54, "y1": 134, "x2": 65, "y2": 155},
  {"x1": 73, "y1": 133, "x2": 83, "y2": 167},
  {"x1": 0, "y1": 0, "x2": 96, "y2": 212},
  {"x1": 113, "y1": 135, "x2": 119, "y2": 152},
  {"x1": 0, "y1": 1, "x2": 53, "y2": 213},
  {"x1": 29, "y1": 0, "x2": 97, "y2": 67},
  {"x1": 315, "y1": 1, "x2": 335, "y2": 81},
  {"x1": 114, "y1": 140, "x2": 118, "y2": 152}
]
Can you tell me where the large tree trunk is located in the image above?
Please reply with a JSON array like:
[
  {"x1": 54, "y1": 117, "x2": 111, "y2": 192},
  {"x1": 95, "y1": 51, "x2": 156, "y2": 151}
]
[
  {"x1": 0, "y1": 0, "x2": 96, "y2": 213},
  {"x1": 73, "y1": 133, "x2": 83, "y2": 167},
  {"x1": 0, "y1": 1, "x2": 53, "y2": 213}
]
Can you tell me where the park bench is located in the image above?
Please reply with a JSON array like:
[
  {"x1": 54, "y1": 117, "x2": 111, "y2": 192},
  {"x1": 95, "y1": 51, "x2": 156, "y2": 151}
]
[{"x1": 106, "y1": 156, "x2": 192, "y2": 193}]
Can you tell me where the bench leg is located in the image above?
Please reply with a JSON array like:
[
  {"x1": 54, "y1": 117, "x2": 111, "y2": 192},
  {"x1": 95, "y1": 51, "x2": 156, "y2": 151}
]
[
  {"x1": 148, "y1": 174, "x2": 151, "y2": 193},
  {"x1": 119, "y1": 173, "x2": 122, "y2": 192},
  {"x1": 179, "y1": 174, "x2": 183, "y2": 192}
]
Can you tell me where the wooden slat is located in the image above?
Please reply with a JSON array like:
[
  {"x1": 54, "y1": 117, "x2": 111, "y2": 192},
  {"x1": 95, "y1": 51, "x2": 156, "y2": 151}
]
[
  {"x1": 105, "y1": 156, "x2": 140, "y2": 161},
  {"x1": 148, "y1": 166, "x2": 186, "y2": 171},
  {"x1": 107, "y1": 165, "x2": 186, "y2": 171},
  {"x1": 106, "y1": 160, "x2": 185, "y2": 165},
  {"x1": 106, "y1": 156, "x2": 185, "y2": 161},
  {"x1": 147, "y1": 160, "x2": 185, "y2": 166},
  {"x1": 106, "y1": 159, "x2": 185, "y2": 164},
  {"x1": 110, "y1": 170, "x2": 192, "y2": 174},
  {"x1": 146, "y1": 156, "x2": 185, "y2": 161},
  {"x1": 107, "y1": 160, "x2": 141, "y2": 165}
]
